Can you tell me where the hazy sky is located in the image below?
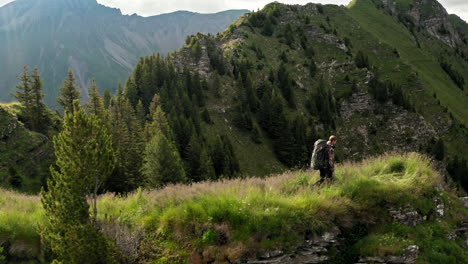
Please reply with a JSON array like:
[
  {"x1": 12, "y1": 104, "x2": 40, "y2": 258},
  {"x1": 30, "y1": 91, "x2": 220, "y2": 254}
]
[{"x1": 0, "y1": 0, "x2": 467, "y2": 21}]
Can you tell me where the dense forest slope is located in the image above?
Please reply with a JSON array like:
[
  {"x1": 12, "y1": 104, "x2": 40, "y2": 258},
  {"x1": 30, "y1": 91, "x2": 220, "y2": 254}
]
[
  {"x1": 0, "y1": 0, "x2": 247, "y2": 106},
  {"x1": 0, "y1": 154, "x2": 467, "y2": 263},
  {"x1": 1, "y1": 0, "x2": 467, "y2": 193},
  {"x1": 123, "y1": 0, "x2": 467, "y2": 187}
]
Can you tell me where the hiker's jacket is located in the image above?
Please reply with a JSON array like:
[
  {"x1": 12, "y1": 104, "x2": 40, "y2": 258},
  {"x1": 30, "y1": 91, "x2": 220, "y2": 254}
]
[{"x1": 326, "y1": 143, "x2": 335, "y2": 171}]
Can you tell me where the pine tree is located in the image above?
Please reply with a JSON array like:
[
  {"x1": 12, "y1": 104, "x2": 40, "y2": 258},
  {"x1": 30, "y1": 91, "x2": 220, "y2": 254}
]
[
  {"x1": 57, "y1": 69, "x2": 80, "y2": 114},
  {"x1": 145, "y1": 105, "x2": 173, "y2": 142},
  {"x1": 41, "y1": 102, "x2": 115, "y2": 263},
  {"x1": 210, "y1": 135, "x2": 240, "y2": 178},
  {"x1": 277, "y1": 63, "x2": 295, "y2": 108},
  {"x1": 135, "y1": 100, "x2": 146, "y2": 126},
  {"x1": 148, "y1": 94, "x2": 162, "y2": 120},
  {"x1": 85, "y1": 79, "x2": 105, "y2": 118},
  {"x1": 184, "y1": 136, "x2": 215, "y2": 182},
  {"x1": 124, "y1": 77, "x2": 138, "y2": 108},
  {"x1": 103, "y1": 88, "x2": 111, "y2": 109},
  {"x1": 107, "y1": 89, "x2": 144, "y2": 193},
  {"x1": 13, "y1": 65, "x2": 33, "y2": 127},
  {"x1": 355, "y1": 51, "x2": 369, "y2": 69},
  {"x1": 262, "y1": 17, "x2": 274, "y2": 36},
  {"x1": 30, "y1": 68, "x2": 49, "y2": 133},
  {"x1": 142, "y1": 131, "x2": 186, "y2": 187}
]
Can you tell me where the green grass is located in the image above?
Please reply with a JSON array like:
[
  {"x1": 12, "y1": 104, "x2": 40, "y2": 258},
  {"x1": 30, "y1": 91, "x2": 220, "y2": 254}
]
[
  {"x1": 348, "y1": 0, "x2": 468, "y2": 126},
  {"x1": 1, "y1": 153, "x2": 467, "y2": 263}
]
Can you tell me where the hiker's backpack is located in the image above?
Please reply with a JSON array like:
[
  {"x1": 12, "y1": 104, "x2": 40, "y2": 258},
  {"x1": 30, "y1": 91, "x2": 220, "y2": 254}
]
[{"x1": 311, "y1": 139, "x2": 328, "y2": 170}]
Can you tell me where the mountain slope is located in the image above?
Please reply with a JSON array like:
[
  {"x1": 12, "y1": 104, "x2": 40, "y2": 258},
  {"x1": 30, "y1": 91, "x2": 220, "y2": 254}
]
[
  {"x1": 0, "y1": 0, "x2": 248, "y2": 106},
  {"x1": 1, "y1": 154, "x2": 467, "y2": 263},
  {"x1": 145, "y1": 0, "x2": 466, "y2": 185},
  {"x1": 2, "y1": 0, "x2": 466, "y2": 193}
]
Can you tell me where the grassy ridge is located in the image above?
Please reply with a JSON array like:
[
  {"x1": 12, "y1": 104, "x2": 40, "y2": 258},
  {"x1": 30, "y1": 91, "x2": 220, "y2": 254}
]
[{"x1": 1, "y1": 153, "x2": 467, "y2": 263}]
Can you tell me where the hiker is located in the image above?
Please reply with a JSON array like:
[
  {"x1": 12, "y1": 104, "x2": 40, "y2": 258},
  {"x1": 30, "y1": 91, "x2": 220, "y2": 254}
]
[{"x1": 311, "y1": 135, "x2": 337, "y2": 186}]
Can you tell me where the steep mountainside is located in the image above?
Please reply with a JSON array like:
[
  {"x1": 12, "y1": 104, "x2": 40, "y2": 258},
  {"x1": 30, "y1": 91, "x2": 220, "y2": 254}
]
[
  {"x1": 123, "y1": 0, "x2": 467, "y2": 186},
  {"x1": 1, "y1": 0, "x2": 467, "y2": 194},
  {"x1": 0, "y1": 0, "x2": 247, "y2": 106}
]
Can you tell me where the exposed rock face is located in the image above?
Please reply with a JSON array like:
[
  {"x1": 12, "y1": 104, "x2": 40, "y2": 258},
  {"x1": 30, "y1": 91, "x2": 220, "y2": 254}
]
[
  {"x1": 356, "y1": 245, "x2": 419, "y2": 264},
  {"x1": 380, "y1": 0, "x2": 464, "y2": 48},
  {"x1": 388, "y1": 205, "x2": 426, "y2": 226},
  {"x1": 337, "y1": 89, "x2": 438, "y2": 160},
  {"x1": 171, "y1": 34, "x2": 214, "y2": 80},
  {"x1": 241, "y1": 227, "x2": 341, "y2": 264},
  {"x1": 461, "y1": 197, "x2": 468, "y2": 208}
]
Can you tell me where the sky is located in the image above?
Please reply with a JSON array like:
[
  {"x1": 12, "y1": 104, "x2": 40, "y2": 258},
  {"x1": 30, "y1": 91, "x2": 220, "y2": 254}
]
[{"x1": 0, "y1": 0, "x2": 466, "y2": 21}]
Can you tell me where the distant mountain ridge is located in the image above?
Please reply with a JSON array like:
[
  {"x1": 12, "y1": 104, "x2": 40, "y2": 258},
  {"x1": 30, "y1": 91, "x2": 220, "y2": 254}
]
[{"x1": 0, "y1": 0, "x2": 248, "y2": 106}]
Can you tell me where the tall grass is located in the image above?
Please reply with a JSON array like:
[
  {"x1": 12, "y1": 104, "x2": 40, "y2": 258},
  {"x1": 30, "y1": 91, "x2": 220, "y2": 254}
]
[{"x1": 1, "y1": 153, "x2": 466, "y2": 263}]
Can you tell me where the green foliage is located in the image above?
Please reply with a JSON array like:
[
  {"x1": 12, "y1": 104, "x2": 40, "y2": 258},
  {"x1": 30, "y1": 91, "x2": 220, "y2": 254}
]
[
  {"x1": 12, "y1": 66, "x2": 50, "y2": 133},
  {"x1": 56, "y1": 69, "x2": 80, "y2": 114},
  {"x1": 191, "y1": 39, "x2": 202, "y2": 60},
  {"x1": 210, "y1": 135, "x2": 240, "y2": 178},
  {"x1": 107, "y1": 88, "x2": 144, "y2": 193},
  {"x1": 2, "y1": 153, "x2": 467, "y2": 263},
  {"x1": 12, "y1": 66, "x2": 32, "y2": 124},
  {"x1": 447, "y1": 155, "x2": 468, "y2": 190},
  {"x1": 315, "y1": 78, "x2": 335, "y2": 128},
  {"x1": 145, "y1": 105, "x2": 173, "y2": 142},
  {"x1": 85, "y1": 79, "x2": 107, "y2": 122},
  {"x1": 261, "y1": 17, "x2": 274, "y2": 36},
  {"x1": 41, "y1": 102, "x2": 115, "y2": 263},
  {"x1": 355, "y1": 50, "x2": 369, "y2": 68},
  {"x1": 103, "y1": 88, "x2": 111, "y2": 109},
  {"x1": 440, "y1": 59, "x2": 465, "y2": 90},
  {"x1": 0, "y1": 247, "x2": 5, "y2": 264},
  {"x1": 142, "y1": 132, "x2": 186, "y2": 188},
  {"x1": 184, "y1": 136, "x2": 216, "y2": 182},
  {"x1": 206, "y1": 39, "x2": 226, "y2": 75}
]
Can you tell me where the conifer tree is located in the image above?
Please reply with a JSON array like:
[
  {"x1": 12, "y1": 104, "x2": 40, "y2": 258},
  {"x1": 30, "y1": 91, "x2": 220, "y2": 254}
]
[
  {"x1": 103, "y1": 88, "x2": 111, "y2": 109},
  {"x1": 135, "y1": 100, "x2": 146, "y2": 126},
  {"x1": 262, "y1": 17, "x2": 274, "y2": 36},
  {"x1": 107, "y1": 89, "x2": 144, "y2": 193},
  {"x1": 57, "y1": 69, "x2": 80, "y2": 114},
  {"x1": 13, "y1": 65, "x2": 33, "y2": 126},
  {"x1": 145, "y1": 105, "x2": 173, "y2": 142},
  {"x1": 85, "y1": 79, "x2": 105, "y2": 118},
  {"x1": 124, "y1": 77, "x2": 138, "y2": 108},
  {"x1": 41, "y1": 102, "x2": 115, "y2": 263},
  {"x1": 184, "y1": 136, "x2": 215, "y2": 182},
  {"x1": 30, "y1": 68, "x2": 49, "y2": 133},
  {"x1": 142, "y1": 131, "x2": 186, "y2": 187},
  {"x1": 210, "y1": 135, "x2": 240, "y2": 178},
  {"x1": 148, "y1": 94, "x2": 162, "y2": 120},
  {"x1": 355, "y1": 51, "x2": 369, "y2": 69}
]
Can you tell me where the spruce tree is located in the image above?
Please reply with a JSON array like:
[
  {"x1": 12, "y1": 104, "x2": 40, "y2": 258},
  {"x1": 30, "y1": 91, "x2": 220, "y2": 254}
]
[
  {"x1": 184, "y1": 136, "x2": 215, "y2": 182},
  {"x1": 41, "y1": 102, "x2": 115, "y2": 263},
  {"x1": 85, "y1": 79, "x2": 105, "y2": 118},
  {"x1": 148, "y1": 94, "x2": 162, "y2": 120},
  {"x1": 13, "y1": 65, "x2": 33, "y2": 127},
  {"x1": 145, "y1": 105, "x2": 173, "y2": 142},
  {"x1": 57, "y1": 69, "x2": 80, "y2": 114},
  {"x1": 30, "y1": 68, "x2": 49, "y2": 133},
  {"x1": 135, "y1": 100, "x2": 146, "y2": 126},
  {"x1": 107, "y1": 89, "x2": 144, "y2": 193},
  {"x1": 103, "y1": 88, "x2": 111, "y2": 109},
  {"x1": 355, "y1": 51, "x2": 369, "y2": 69},
  {"x1": 142, "y1": 131, "x2": 186, "y2": 187}
]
